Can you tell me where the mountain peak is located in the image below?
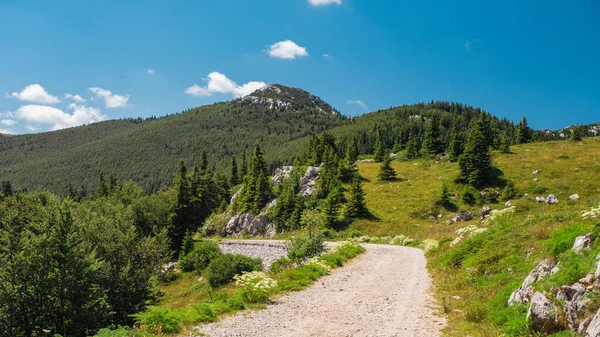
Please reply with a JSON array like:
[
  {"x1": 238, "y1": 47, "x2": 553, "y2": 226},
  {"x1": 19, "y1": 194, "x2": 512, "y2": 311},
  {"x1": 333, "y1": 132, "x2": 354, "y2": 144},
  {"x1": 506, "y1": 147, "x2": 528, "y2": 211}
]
[{"x1": 240, "y1": 84, "x2": 340, "y2": 115}]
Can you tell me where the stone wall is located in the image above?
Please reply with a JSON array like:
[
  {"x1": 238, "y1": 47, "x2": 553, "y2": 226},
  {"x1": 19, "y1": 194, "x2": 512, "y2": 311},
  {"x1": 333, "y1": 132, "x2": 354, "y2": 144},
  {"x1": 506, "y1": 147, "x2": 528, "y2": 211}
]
[{"x1": 218, "y1": 241, "x2": 288, "y2": 270}]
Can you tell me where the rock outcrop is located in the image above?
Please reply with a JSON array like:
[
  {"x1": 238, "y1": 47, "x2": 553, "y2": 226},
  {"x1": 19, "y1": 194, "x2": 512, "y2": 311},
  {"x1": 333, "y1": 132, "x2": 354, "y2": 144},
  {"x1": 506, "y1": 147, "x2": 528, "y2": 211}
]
[
  {"x1": 527, "y1": 292, "x2": 562, "y2": 333},
  {"x1": 557, "y1": 283, "x2": 588, "y2": 330},
  {"x1": 221, "y1": 213, "x2": 274, "y2": 238},
  {"x1": 508, "y1": 259, "x2": 555, "y2": 305},
  {"x1": 272, "y1": 166, "x2": 296, "y2": 185},
  {"x1": 573, "y1": 234, "x2": 593, "y2": 252},
  {"x1": 300, "y1": 165, "x2": 321, "y2": 197},
  {"x1": 480, "y1": 207, "x2": 491, "y2": 220},
  {"x1": 451, "y1": 212, "x2": 473, "y2": 222}
]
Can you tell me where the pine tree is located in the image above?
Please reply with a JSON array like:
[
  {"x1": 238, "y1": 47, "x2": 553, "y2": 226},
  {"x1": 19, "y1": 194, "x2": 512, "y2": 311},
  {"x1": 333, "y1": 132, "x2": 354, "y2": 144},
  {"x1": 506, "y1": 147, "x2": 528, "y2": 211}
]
[
  {"x1": 378, "y1": 154, "x2": 397, "y2": 181},
  {"x1": 240, "y1": 152, "x2": 248, "y2": 182},
  {"x1": 230, "y1": 156, "x2": 240, "y2": 186},
  {"x1": 458, "y1": 116, "x2": 496, "y2": 187},
  {"x1": 500, "y1": 132, "x2": 512, "y2": 153},
  {"x1": 1, "y1": 180, "x2": 14, "y2": 197},
  {"x1": 422, "y1": 115, "x2": 443, "y2": 156},
  {"x1": 171, "y1": 161, "x2": 192, "y2": 252},
  {"x1": 345, "y1": 174, "x2": 368, "y2": 218},
  {"x1": 180, "y1": 230, "x2": 194, "y2": 258},
  {"x1": 515, "y1": 117, "x2": 531, "y2": 144},
  {"x1": 447, "y1": 123, "x2": 463, "y2": 162},
  {"x1": 339, "y1": 137, "x2": 358, "y2": 183},
  {"x1": 239, "y1": 143, "x2": 271, "y2": 213},
  {"x1": 405, "y1": 135, "x2": 420, "y2": 160},
  {"x1": 570, "y1": 124, "x2": 584, "y2": 141},
  {"x1": 323, "y1": 187, "x2": 342, "y2": 228},
  {"x1": 199, "y1": 151, "x2": 209, "y2": 173},
  {"x1": 346, "y1": 136, "x2": 359, "y2": 163},
  {"x1": 373, "y1": 128, "x2": 384, "y2": 162}
]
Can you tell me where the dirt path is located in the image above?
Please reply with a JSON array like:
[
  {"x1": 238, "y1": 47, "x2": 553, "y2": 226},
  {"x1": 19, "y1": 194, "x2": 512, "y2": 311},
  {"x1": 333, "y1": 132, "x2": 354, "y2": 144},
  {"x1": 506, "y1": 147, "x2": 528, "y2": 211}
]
[{"x1": 195, "y1": 244, "x2": 445, "y2": 337}]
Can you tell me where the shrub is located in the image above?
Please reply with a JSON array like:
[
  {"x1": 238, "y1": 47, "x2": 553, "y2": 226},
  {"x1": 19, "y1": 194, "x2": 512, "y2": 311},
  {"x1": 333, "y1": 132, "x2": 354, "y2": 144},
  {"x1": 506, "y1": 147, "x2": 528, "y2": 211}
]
[
  {"x1": 193, "y1": 303, "x2": 216, "y2": 323},
  {"x1": 462, "y1": 185, "x2": 478, "y2": 205},
  {"x1": 206, "y1": 254, "x2": 262, "y2": 288},
  {"x1": 131, "y1": 306, "x2": 185, "y2": 334},
  {"x1": 179, "y1": 240, "x2": 222, "y2": 272},
  {"x1": 287, "y1": 234, "x2": 325, "y2": 263},
  {"x1": 270, "y1": 256, "x2": 294, "y2": 273},
  {"x1": 234, "y1": 271, "x2": 278, "y2": 303},
  {"x1": 350, "y1": 230, "x2": 362, "y2": 238}
]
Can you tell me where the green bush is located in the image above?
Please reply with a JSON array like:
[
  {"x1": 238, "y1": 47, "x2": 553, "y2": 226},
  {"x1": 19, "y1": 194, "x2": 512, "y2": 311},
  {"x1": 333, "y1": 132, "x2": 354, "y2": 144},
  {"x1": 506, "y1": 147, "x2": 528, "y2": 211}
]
[
  {"x1": 206, "y1": 254, "x2": 262, "y2": 288},
  {"x1": 193, "y1": 303, "x2": 216, "y2": 323},
  {"x1": 543, "y1": 222, "x2": 590, "y2": 257},
  {"x1": 350, "y1": 230, "x2": 362, "y2": 238},
  {"x1": 287, "y1": 234, "x2": 325, "y2": 263},
  {"x1": 179, "y1": 241, "x2": 222, "y2": 272},
  {"x1": 270, "y1": 256, "x2": 294, "y2": 273},
  {"x1": 461, "y1": 185, "x2": 478, "y2": 205},
  {"x1": 131, "y1": 306, "x2": 186, "y2": 334}
]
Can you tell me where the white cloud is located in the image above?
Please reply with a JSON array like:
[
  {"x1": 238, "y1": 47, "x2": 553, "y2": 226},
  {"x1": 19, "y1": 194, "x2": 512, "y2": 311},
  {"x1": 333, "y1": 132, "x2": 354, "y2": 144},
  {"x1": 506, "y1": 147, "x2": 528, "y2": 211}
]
[
  {"x1": 322, "y1": 54, "x2": 333, "y2": 60},
  {"x1": 8, "y1": 84, "x2": 61, "y2": 104},
  {"x1": 185, "y1": 72, "x2": 266, "y2": 98},
  {"x1": 0, "y1": 129, "x2": 14, "y2": 135},
  {"x1": 64, "y1": 93, "x2": 86, "y2": 103},
  {"x1": 1, "y1": 119, "x2": 17, "y2": 126},
  {"x1": 347, "y1": 100, "x2": 368, "y2": 111},
  {"x1": 13, "y1": 104, "x2": 106, "y2": 131},
  {"x1": 147, "y1": 69, "x2": 155, "y2": 75},
  {"x1": 268, "y1": 40, "x2": 309, "y2": 60},
  {"x1": 308, "y1": 0, "x2": 342, "y2": 6},
  {"x1": 25, "y1": 124, "x2": 38, "y2": 132},
  {"x1": 465, "y1": 39, "x2": 478, "y2": 49},
  {"x1": 89, "y1": 87, "x2": 130, "y2": 108}
]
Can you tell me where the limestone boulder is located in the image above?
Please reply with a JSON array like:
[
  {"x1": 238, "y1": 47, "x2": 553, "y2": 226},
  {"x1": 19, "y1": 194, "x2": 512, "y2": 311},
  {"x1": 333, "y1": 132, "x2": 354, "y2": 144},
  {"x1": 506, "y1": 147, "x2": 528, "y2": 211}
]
[{"x1": 527, "y1": 292, "x2": 561, "y2": 333}]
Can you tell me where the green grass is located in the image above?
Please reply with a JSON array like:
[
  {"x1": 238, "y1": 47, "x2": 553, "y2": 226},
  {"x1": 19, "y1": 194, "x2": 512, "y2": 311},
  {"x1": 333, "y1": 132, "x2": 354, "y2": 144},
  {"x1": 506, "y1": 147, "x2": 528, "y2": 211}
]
[
  {"x1": 117, "y1": 242, "x2": 364, "y2": 336},
  {"x1": 342, "y1": 139, "x2": 600, "y2": 336}
]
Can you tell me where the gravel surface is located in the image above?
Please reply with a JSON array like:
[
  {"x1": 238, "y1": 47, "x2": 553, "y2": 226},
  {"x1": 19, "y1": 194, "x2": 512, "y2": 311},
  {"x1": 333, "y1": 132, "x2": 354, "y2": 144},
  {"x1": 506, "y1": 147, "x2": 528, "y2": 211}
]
[{"x1": 195, "y1": 244, "x2": 446, "y2": 337}]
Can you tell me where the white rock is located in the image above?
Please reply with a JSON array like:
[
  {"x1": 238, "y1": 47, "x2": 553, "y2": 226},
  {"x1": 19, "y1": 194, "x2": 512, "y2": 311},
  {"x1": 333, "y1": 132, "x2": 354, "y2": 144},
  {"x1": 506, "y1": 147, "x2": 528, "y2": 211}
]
[
  {"x1": 573, "y1": 234, "x2": 593, "y2": 252},
  {"x1": 508, "y1": 259, "x2": 555, "y2": 306},
  {"x1": 505, "y1": 200, "x2": 512, "y2": 207},
  {"x1": 533, "y1": 170, "x2": 542, "y2": 175},
  {"x1": 527, "y1": 292, "x2": 561, "y2": 333},
  {"x1": 546, "y1": 194, "x2": 559, "y2": 204},
  {"x1": 536, "y1": 196, "x2": 547, "y2": 203},
  {"x1": 587, "y1": 309, "x2": 600, "y2": 337},
  {"x1": 570, "y1": 194, "x2": 580, "y2": 200}
]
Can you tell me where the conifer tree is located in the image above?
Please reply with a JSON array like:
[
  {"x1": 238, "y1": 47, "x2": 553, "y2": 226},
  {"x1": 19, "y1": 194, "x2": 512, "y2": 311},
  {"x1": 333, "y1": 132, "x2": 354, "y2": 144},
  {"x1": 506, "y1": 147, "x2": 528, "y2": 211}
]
[
  {"x1": 239, "y1": 143, "x2": 271, "y2": 213},
  {"x1": 447, "y1": 123, "x2": 463, "y2": 162},
  {"x1": 458, "y1": 116, "x2": 495, "y2": 187},
  {"x1": 500, "y1": 132, "x2": 512, "y2": 153},
  {"x1": 199, "y1": 151, "x2": 209, "y2": 173},
  {"x1": 405, "y1": 136, "x2": 419, "y2": 160},
  {"x1": 230, "y1": 156, "x2": 240, "y2": 186},
  {"x1": 1, "y1": 181, "x2": 13, "y2": 197},
  {"x1": 378, "y1": 154, "x2": 397, "y2": 181},
  {"x1": 570, "y1": 124, "x2": 584, "y2": 141},
  {"x1": 373, "y1": 128, "x2": 384, "y2": 162},
  {"x1": 345, "y1": 174, "x2": 368, "y2": 218},
  {"x1": 339, "y1": 137, "x2": 359, "y2": 182},
  {"x1": 422, "y1": 115, "x2": 443, "y2": 156},
  {"x1": 240, "y1": 152, "x2": 248, "y2": 182},
  {"x1": 515, "y1": 117, "x2": 531, "y2": 144},
  {"x1": 171, "y1": 161, "x2": 192, "y2": 251},
  {"x1": 323, "y1": 187, "x2": 343, "y2": 228}
]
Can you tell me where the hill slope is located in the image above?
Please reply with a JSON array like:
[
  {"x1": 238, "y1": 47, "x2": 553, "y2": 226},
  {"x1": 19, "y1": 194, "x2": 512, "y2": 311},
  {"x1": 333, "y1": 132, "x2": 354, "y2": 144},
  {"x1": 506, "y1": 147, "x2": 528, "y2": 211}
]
[{"x1": 0, "y1": 85, "x2": 347, "y2": 194}]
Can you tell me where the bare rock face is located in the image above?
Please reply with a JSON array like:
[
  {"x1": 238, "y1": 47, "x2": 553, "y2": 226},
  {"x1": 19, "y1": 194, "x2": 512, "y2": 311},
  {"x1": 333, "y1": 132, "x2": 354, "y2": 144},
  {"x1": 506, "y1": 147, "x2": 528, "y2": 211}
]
[
  {"x1": 556, "y1": 283, "x2": 587, "y2": 330},
  {"x1": 221, "y1": 213, "x2": 274, "y2": 238},
  {"x1": 573, "y1": 234, "x2": 593, "y2": 252},
  {"x1": 300, "y1": 165, "x2": 321, "y2": 197},
  {"x1": 272, "y1": 166, "x2": 297, "y2": 185},
  {"x1": 508, "y1": 259, "x2": 555, "y2": 306},
  {"x1": 451, "y1": 212, "x2": 473, "y2": 222},
  {"x1": 587, "y1": 310, "x2": 600, "y2": 337},
  {"x1": 527, "y1": 292, "x2": 561, "y2": 333}
]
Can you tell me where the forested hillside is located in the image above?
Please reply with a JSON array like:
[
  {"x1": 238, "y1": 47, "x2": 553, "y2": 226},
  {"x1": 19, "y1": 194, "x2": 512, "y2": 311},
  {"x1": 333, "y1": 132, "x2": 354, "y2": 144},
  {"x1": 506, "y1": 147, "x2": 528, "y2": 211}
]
[
  {"x1": 1, "y1": 84, "x2": 596, "y2": 196},
  {"x1": 0, "y1": 85, "x2": 347, "y2": 194}
]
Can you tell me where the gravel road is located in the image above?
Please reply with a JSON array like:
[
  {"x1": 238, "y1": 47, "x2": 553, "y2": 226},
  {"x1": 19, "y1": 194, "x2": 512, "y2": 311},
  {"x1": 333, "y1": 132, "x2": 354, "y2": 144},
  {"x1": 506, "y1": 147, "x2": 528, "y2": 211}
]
[{"x1": 195, "y1": 244, "x2": 446, "y2": 337}]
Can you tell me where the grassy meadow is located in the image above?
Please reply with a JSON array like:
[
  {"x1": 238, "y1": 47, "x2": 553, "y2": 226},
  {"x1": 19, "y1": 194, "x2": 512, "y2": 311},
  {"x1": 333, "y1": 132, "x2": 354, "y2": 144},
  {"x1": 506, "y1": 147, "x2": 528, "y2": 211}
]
[{"x1": 349, "y1": 138, "x2": 600, "y2": 336}]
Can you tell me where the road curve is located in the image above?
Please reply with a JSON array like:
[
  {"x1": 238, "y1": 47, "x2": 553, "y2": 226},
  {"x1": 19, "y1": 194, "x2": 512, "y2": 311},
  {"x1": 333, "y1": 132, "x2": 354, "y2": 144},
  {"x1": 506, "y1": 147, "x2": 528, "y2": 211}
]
[{"x1": 195, "y1": 244, "x2": 446, "y2": 337}]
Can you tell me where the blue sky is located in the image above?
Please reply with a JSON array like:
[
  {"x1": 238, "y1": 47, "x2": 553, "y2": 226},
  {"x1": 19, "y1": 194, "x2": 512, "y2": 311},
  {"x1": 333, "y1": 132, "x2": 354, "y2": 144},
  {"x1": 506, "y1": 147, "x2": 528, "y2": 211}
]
[{"x1": 1, "y1": 0, "x2": 599, "y2": 134}]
